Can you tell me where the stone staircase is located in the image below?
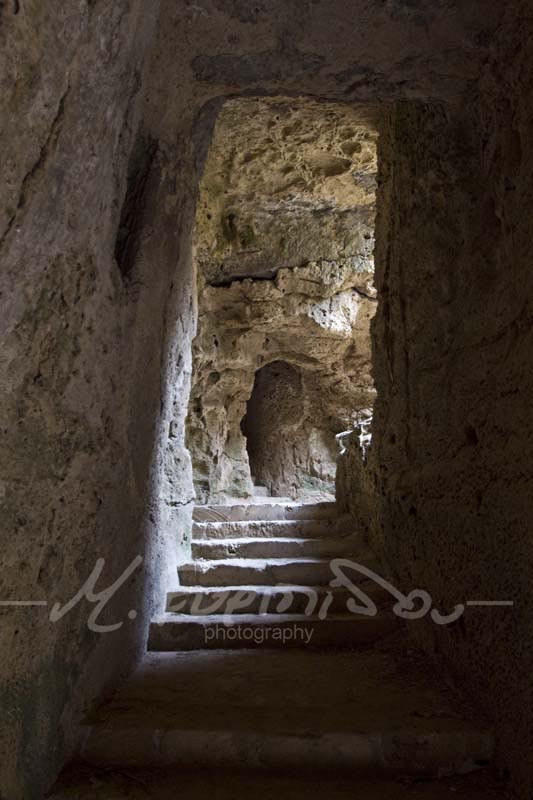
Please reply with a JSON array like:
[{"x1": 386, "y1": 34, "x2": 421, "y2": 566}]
[
  {"x1": 78, "y1": 500, "x2": 495, "y2": 782},
  {"x1": 149, "y1": 500, "x2": 397, "y2": 651}
]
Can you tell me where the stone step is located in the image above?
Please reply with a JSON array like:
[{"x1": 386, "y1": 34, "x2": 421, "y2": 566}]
[
  {"x1": 252, "y1": 485, "x2": 269, "y2": 497},
  {"x1": 80, "y1": 648, "x2": 494, "y2": 776},
  {"x1": 48, "y1": 766, "x2": 509, "y2": 799},
  {"x1": 193, "y1": 501, "x2": 337, "y2": 522},
  {"x1": 166, "y1": 582, "x2": 391, "y2": 615},
  {"x1": 192, "y1": 536, "x2": 361, "y2": 560},
  {"x1": 148, "y1": 613, "x2": 398, "y2": 651},
  {"x1": 178, "y1": 555, "x2": 378, "y2": 587},
  {"x1": 192, "y1": 517, "x2": 354, "y2": 540}
]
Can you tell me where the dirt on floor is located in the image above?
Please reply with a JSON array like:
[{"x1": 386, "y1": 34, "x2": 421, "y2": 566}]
[{"x1": 48, "y1": 765, "x2": 510, "y2": 800}]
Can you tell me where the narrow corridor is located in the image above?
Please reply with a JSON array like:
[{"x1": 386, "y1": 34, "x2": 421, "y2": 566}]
[{"x1": 2, "y1": 4, "x2": 530, "y2": 799}]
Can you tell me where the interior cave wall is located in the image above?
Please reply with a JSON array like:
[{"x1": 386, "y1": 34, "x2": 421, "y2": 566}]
[
  {"x1": 370, "y1": 13, "x2": 533, "y2": 795},
  {"x1": 186, "y1": 260, "x2": 377, "y2": 503},
  {"x1": 186, "y1": 98, "x2": 377, "y2": 503},
  {"x1": 243, "y1": 361, "x2": 304, "y2": 493},
  {"x1": 0, "y1": 5, "x2": 187, "y2": 798},
  {"x1": 0, "y1": 3, "x2": 213, "y2": 794}
]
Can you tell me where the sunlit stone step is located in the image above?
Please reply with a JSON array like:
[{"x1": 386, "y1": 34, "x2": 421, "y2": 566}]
[
  {"x1": 192, "y1": 536, "x2": 362, "y2": 560},
  {"x1": 148, "y1": 612, "x2": 398, "y2": 651},
  {"x1": 178, "y1": 555, "x2": 378, "y2": 587},
  {"x1": 193, "y1": 501, "x2": 337, "y2": 523},
  {"x1": 192, "y1": 518, "x2": 354, "y2": 540},
  {"x1": 166, "y1": 582, "x2": 391, "y2": 615}
]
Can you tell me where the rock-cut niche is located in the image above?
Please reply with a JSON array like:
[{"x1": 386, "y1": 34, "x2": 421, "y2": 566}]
[{"x1": 242, "y1": 361, "x2": 305, "y2": 496}]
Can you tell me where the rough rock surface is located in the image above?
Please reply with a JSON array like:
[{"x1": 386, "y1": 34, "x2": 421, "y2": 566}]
[
  {"x1": 333, "y1": 22, "x2": 533, "y2": 788},
  {"x1": 2, "y1": 2, "x2": 531, "y2": 799},
  {"x1": 187, "y1": 258, "x2": 377, "y2": 501},
  {"x1": 368, "y1": 9, "x2": 533, "y2": 798},
  {"x1": 194, "y1": 98, "x2": 377, "y2": 286},
  {"x1": 49, "y1": 766, "x2": 508, "y2": 799},
  {"x1": 243, "y1": 360, "x2": 334, "y2": 497},
  {"x1": 187, "y1": 98, "x2": 377, "y2": 501},
  {"x1": 336, "y1": 425, "x2": 375, "y2": 539},
  {"x1": 0, "y1": 4, "x2": 162, "y2": 799}
]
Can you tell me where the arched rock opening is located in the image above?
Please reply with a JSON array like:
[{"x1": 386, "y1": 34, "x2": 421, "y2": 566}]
[{"x1": 242, "y1": 360, "x2": 339, "y2": 497}]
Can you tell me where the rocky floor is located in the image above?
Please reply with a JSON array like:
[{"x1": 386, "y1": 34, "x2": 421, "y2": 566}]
[
  {"x1": 77, "y1": 638, "x2": 494, "y2": 775},
  {"x1": 48, "y1": 765, "x2": 509, "y2": 799}
]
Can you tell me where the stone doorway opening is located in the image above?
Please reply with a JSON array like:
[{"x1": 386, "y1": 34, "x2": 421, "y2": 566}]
[
  {"x1": 241, "y1": 359, "x2": 326, "y2": 498},
  {"x1": 186, "y1": 96, "x2": 378, "y2": 503},
  {"x1": 242, "y1": 359, "x2": 338, "y2": 499}
]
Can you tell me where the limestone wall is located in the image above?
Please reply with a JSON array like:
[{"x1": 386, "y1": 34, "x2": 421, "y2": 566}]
[
  {"x1": 335, "y1": 426, "x2": 376, "y2": 538},
  {"x1": 244, "y1": 360, "x2": 340, "y2": 498},
  {"x1": 0, "y1": 4, "x2": 164, "y2": 797},
  {"x1": 193, "y1": 98, "x2": 377, "y2": 286},
  {"x1": 371, "y1": 9, "x2": 533, "y2": 795}
]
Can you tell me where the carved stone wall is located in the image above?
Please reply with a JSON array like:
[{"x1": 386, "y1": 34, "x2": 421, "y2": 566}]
[{"x1": 370, "y1": 11, "x2": 533, "y2": 793}]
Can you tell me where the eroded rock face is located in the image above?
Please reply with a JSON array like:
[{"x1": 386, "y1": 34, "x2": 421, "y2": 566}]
[
  {"x1": 186, "y1": 260, "x2": 377, "y2": 500},
  {"x1": 0, "y1": 5, "x2": 162, "y2": 799},
  {"x1": 194, "y1": 98, "x2": 377, "y2": 286},
  {"x1": 187, "y1": 98, "x2": 377, "y2": 500},
  {"x1": 368, "y1": 14, "x2": 533, "y2": 795}
]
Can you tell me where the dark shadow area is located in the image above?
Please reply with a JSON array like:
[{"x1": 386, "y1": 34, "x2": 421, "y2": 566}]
[{"x1": 242, "y1": 360, "x2": 306, "y2": 496}]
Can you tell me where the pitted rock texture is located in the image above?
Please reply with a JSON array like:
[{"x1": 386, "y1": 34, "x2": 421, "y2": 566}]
[
  {"x1": 187, "y1": 257, "x2": 376, "y2": 502},
  {"x1": 0, "y1": 4, "x2": 162, "y2": 799},
  {"x1": 369, "y1": 11, "x2": 533, "y2": 797},
  {"x1": 336, "y1": 426, "x2": 376, "y2": 542},
  {"x1": 187, "y1": 98, "x2": 377, "y2": 502},
  {"x1": 194, "y1": 97, "x2": 377, "y2": 285}
]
